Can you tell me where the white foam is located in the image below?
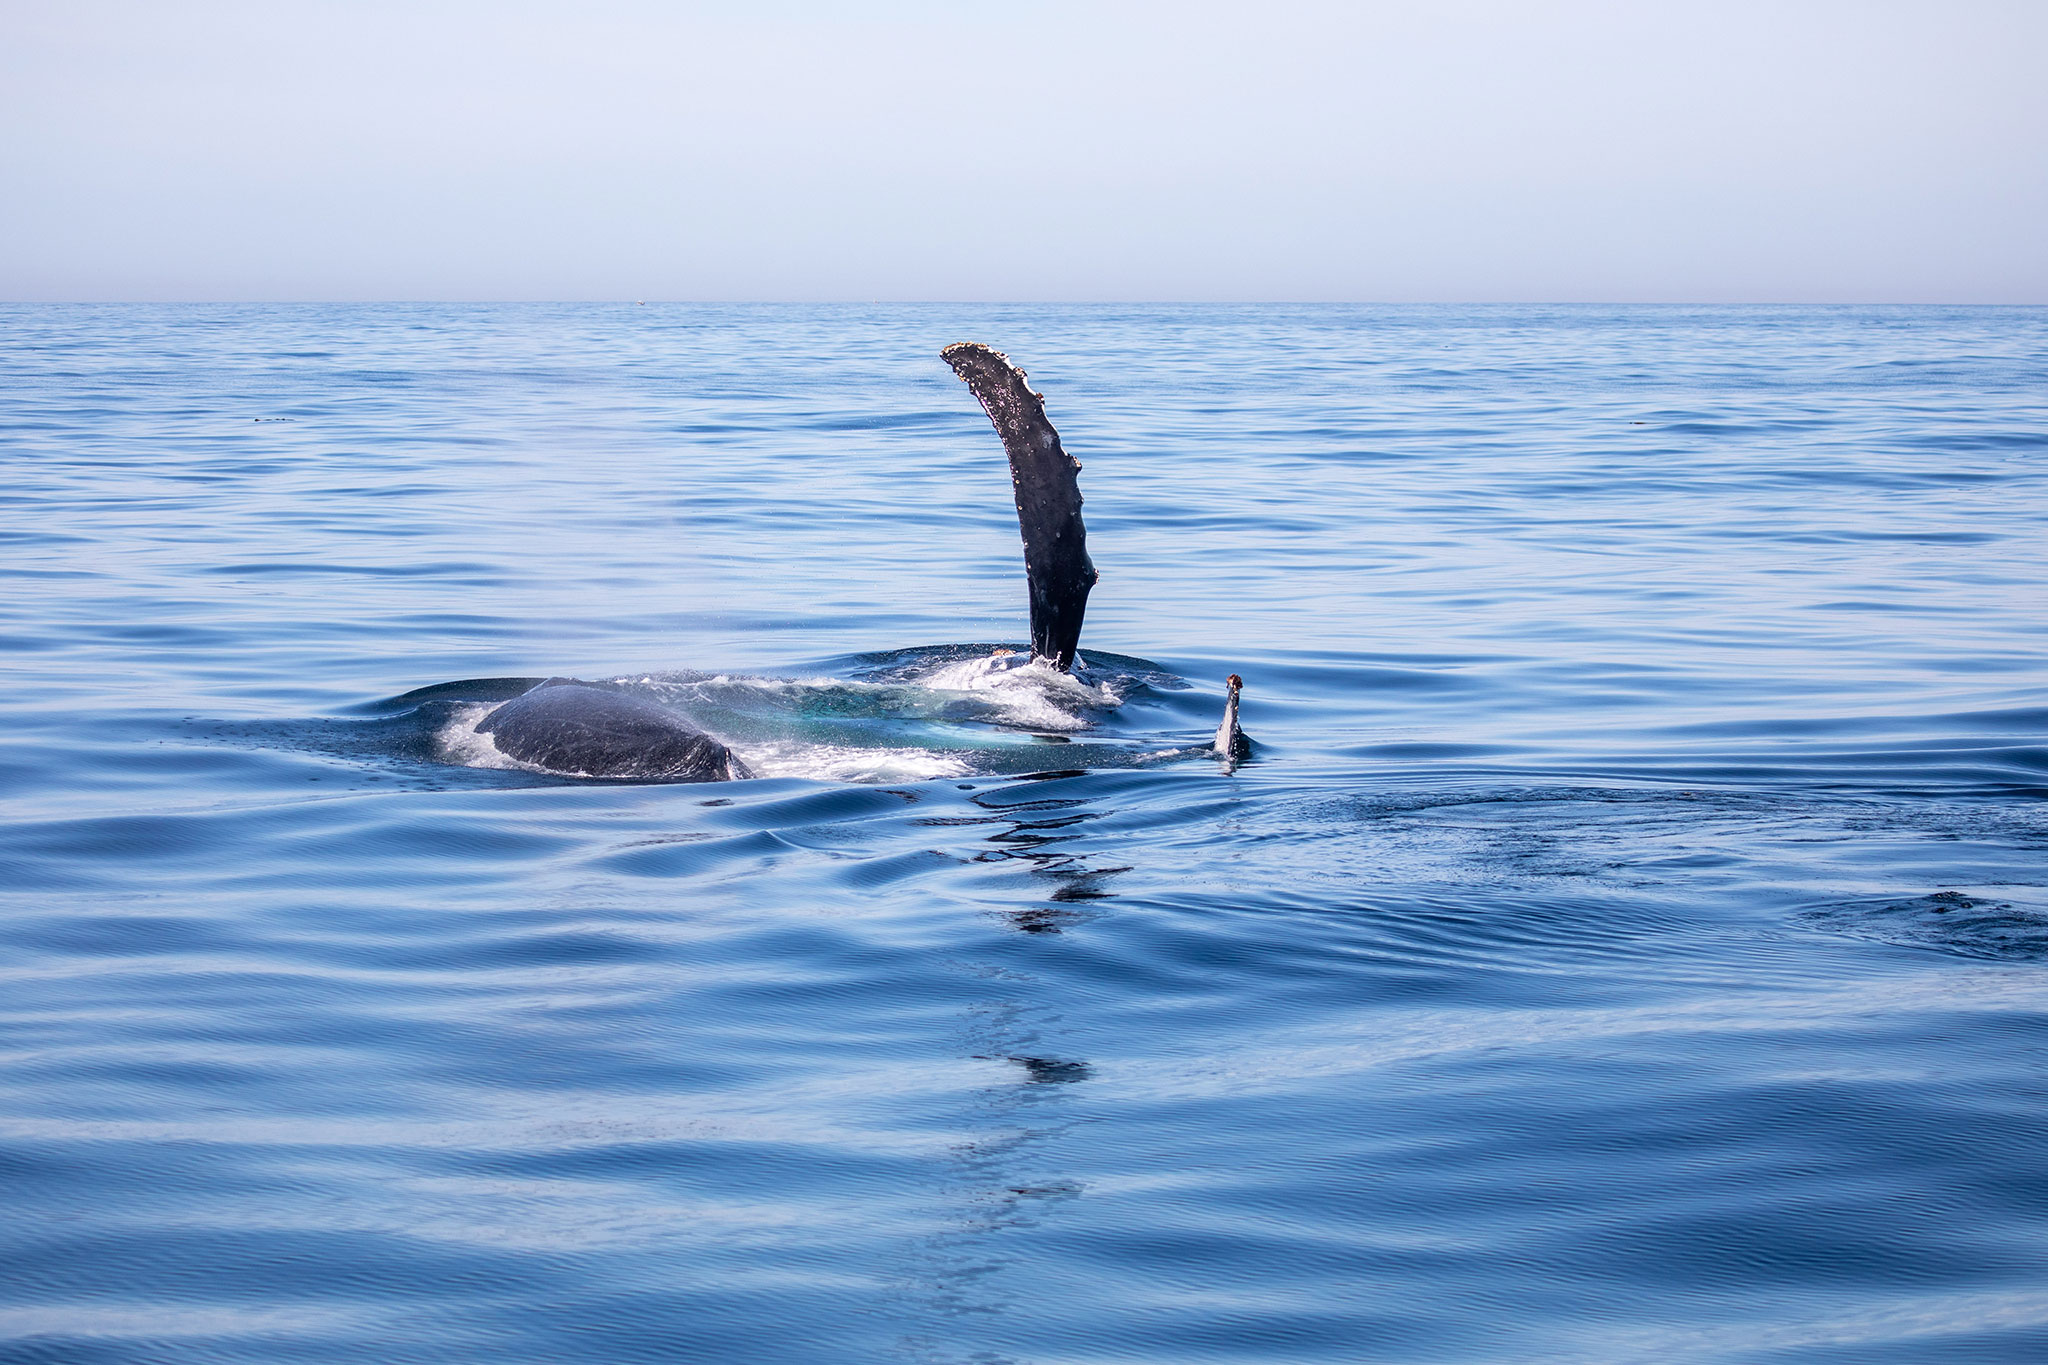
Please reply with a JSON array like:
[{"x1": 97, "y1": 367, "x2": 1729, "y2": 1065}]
[
  {"x1": 912, "y1": 653, "x2": 1122, "y2": 733},
  {"x1": 437, "y1": 702, "x2": 536, "y2": 772},
  {"x1": 738, "y1": 741, "x2": 971, "y2": 784}
]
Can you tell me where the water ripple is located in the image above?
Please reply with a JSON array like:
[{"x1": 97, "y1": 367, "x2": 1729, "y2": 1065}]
[{"x1": 2, "y1": 304, "x2": 2046, "y2": 1363}]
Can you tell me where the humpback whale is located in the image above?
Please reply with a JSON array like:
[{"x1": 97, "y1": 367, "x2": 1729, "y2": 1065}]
[
  {"x1": 476, "y1": 679, "x2": 753, "y2": 782},
  {"x1": 462, "y1": 344, "x2": 1238, "y2": 782}
]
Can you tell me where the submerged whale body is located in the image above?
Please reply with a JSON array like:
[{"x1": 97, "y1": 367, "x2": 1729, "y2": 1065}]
[{"x1": 476, "y1": 679, "x2": 753, "y2": 782}]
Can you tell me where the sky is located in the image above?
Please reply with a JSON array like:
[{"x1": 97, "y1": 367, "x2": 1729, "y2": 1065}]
[{"x1": 2, "y1": 0, "x2": 2043, "y2": 302}]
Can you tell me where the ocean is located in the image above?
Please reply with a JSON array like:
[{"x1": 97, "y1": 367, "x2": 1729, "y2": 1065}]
[{"x1": 3, "y1": 302, "x2": 2046, "y2": 1362}]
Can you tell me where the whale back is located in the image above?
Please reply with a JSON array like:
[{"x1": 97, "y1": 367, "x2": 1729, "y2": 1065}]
[
  {"x1": 942, "y1": 343, "x2": 1097, "y2": 671},
  {"x1": 477, "y1": 680, "x2": 751, "y2": 781}
]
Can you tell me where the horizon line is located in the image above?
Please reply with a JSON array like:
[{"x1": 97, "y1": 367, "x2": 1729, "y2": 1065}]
[{"x1": 5, "y1": 298, "x2": 2045, "y2": 309}]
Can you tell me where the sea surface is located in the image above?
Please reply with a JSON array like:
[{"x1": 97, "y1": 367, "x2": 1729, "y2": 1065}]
[{"x1": 3, "y1": 303, "x2": 2047, "y2": 1364}]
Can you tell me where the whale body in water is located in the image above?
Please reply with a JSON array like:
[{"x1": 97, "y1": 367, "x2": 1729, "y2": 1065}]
[
  {"x1": 459, "y1": 344, "x2": 1231, "y2": 782},
  {"x1": 475, "y1": 679, "x2": 755, "y2": 782}
]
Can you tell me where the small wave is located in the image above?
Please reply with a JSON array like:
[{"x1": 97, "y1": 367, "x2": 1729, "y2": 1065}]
[{"x1": 1799, "y1": 889, "x2": 2048, "y2": 962}]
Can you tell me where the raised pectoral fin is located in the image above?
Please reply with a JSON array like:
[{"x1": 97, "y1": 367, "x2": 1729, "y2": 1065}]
[{"x1": 942, "y1": 343, "x2": 1097, "y2": 671}]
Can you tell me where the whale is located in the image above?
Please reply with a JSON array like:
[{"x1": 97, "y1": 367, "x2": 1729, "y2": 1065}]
[
  {"x1": 474, "y1": 679, "x2": 754, "y2": 782},
  {"x1": 458, "y1": 344, "x2": 1236, "y2": 782}
]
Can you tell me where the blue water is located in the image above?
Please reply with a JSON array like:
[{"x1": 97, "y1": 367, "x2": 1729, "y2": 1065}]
[{"x1": 4, "y1": 304, "x2": 2047, "y2": 1363}]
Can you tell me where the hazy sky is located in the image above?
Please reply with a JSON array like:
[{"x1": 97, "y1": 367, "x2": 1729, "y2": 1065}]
[{"x1": 3, "y1": 1, "x2": 2042, "y2": 302}]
